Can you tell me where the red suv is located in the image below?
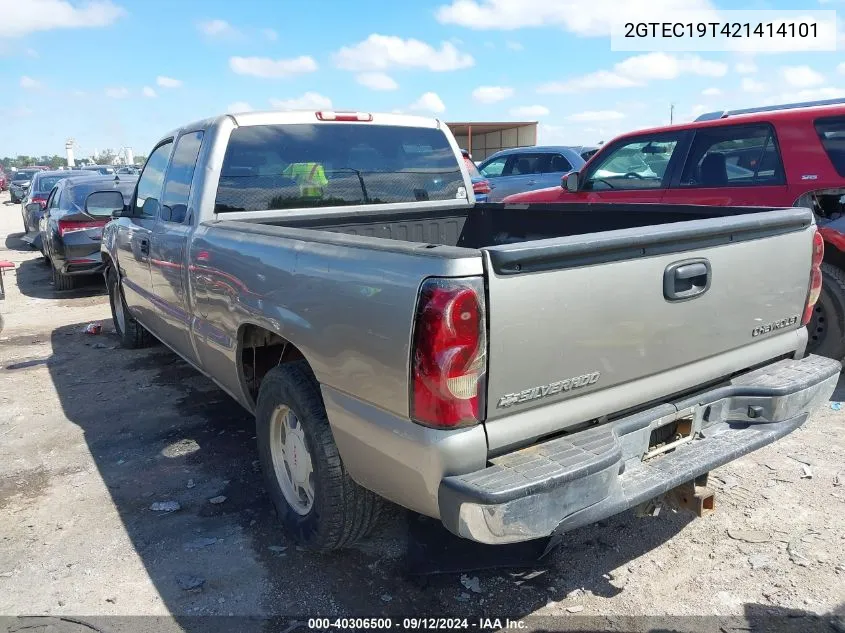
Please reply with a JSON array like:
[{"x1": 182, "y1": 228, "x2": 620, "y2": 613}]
[{"x1": 504, "y1": 98, "x2": 845, "y2": 360}]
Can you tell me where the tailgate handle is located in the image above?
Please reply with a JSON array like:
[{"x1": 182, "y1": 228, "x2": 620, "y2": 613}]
[{"x1": 664, "y1": 259, "x2": 711, "y2": 302}]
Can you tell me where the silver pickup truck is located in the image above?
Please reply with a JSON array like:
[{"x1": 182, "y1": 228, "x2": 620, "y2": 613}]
[{"x1": 95, "y1": 110, "x2": 840, "y2": 551}]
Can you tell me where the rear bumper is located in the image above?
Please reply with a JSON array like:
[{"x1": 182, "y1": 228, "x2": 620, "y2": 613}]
[{"x1": 439, "y1": 354, "x2": 841, "y2": 544}]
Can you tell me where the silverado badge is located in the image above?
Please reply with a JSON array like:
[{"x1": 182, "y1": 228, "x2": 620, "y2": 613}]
[{"x1": 497, "y1": 372, "x2": 601, "y2": 409}]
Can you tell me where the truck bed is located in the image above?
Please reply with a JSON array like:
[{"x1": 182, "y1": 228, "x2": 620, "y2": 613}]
[
  {"x1": 237, "y1": 201, "x2": 815, "y2": 453},
  {"x1": 256, "y1": 202, "x2": 785, "y2": 250}
]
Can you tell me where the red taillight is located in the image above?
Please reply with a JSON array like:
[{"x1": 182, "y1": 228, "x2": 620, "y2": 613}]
[
  {"x1": 58, "y1": 219, "x2": 108, "y2": 237},
  {"x1": 802, "y1": 228, "x2": 825, "y2": 326},
  {"x1": 32, "y1": 197, "x2": 47, "y2": 209},
  {"x1": 316, "y1": 111, "x2": 373, "y2": 122},
  {"x1": 411, "y1": 277, "x2": 487, "y2": 428},
  {"x1": 473, "y1": 180, "x2": 491, "y2": 195}
]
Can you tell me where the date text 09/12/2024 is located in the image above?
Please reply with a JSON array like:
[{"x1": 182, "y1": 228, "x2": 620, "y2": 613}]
[{"x1": 307, "y1": 618, "x2": 527, "y2": 630}]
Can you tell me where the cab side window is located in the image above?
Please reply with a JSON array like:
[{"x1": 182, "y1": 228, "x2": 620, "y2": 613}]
[
  {"x1": 160, "y1": 131, "x2": 204, "y2": 224},
  {"x1": 134, "y1": 141, "x2": 173, "y2": 219},
  {"x1": 583, "y1": 134, "x2": 681, "y2": 191},
  {"x1": 679, "y1": 124, "x2": 784, "y2": 187}
]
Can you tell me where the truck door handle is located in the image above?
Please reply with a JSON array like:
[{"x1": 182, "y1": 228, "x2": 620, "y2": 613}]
[
  {"x1": 140, "y1": 239, "x2": 150, "y2": 255},
  {"x1": 664, "y1": 258, "x2": 711, "y2": 301},
  {"x1": 526, "y1": 180, "x2": 537, "y2": 185}
]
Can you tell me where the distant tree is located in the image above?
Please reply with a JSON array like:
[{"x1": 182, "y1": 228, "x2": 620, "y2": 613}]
[
  {"x1": 134, "y1": 154, "x2": 147, "y2": 166},
  {"x1": 94, "y1": 150, "x2": 116, "y2": 165}
]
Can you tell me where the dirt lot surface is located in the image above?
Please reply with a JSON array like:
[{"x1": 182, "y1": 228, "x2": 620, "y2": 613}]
[{"x1": 1, "y1": 189, "x2": 844, "y2": 632}]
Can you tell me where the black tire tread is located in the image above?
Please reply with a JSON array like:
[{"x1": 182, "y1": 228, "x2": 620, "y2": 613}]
[
  {"x1": 818, "y1": 263, "x2": 845, "y2": 360},
  {"x1": 256, "y1": 361, "x2": 382, "y2": 551},
  {"x1": 107, "y1": 266, "x2": 152, "y2": 349}
]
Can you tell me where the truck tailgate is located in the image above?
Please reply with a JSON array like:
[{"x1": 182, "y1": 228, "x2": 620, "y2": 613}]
[{"x1": 482, "y1": 208, "x2": 815, "y2": 451}]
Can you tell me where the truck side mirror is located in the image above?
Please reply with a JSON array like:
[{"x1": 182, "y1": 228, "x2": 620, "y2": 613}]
[
  {"x1": 85, "y1": 190, "x2": 125, "y2": 218},
  {"x1": 562, "y1": 171, "x2": 579, "y2": 192}
]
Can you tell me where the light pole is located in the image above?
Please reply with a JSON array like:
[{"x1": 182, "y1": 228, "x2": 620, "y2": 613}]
[{"x1": 670, "y1": 103, "x2": 675, "y2": 125}]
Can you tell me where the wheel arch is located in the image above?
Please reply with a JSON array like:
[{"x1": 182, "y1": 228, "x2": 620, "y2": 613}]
[{"x1": 236, "y1": 322, "x2": 311, "y2": 410}]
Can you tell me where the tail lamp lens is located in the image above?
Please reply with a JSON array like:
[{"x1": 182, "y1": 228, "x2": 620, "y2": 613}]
[
  {"x1": 410, "y1": 277, "x2": 487, "y2": 428},
  {"x1": 802, "y1": 229, "x2": 824, "y2": 326}
]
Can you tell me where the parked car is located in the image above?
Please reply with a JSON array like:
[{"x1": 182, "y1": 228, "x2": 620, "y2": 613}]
[
  {"x1": 20, "y1": 170, "x2": 79, "y2": 238},
  {"x1": 501, "y1": 98, "x2": 845, "y2": 361},
  {"x1": 9, "y1": 168, "x2": 40, "y2": 203},
  {"x1": 98, "y1": 109, "x2": 837, "y2": 552},
  {"x1": 0, "y1": 167, "x2": 8, "y2": 192},
  {"x1": 116, "y1": 166, "x2": 139, "y2": 175},
  {"x1": 572, "y1": 145, "x2": 601, "y2": 161},
  {"x1": 80, "y1": 164, "x2": 116, "y2": 176},
  {"x1": 36, "y1": 174, "x2": 138, "y2": 290},
  {"x1": 461, "y1": 149, "x2": 490, "y2": 203},
  {"x1": 477, "y1": 146, "x2": 585, "y2": 202}
]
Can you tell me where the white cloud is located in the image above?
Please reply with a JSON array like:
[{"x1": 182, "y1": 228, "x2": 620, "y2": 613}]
[
  {"x1": 356, "y1": 72, "x2": 399, "y2": 91},
  {"x1": 566, "y1": 110, "x2": 625, "y2": 122},
  {"x1": 25, "y1": 48, "x2": 38, "y2": 58},
  {"x1": 702, "y1": 87, "x2": 722, "y2": 96},
  {"x1": 156, "y1": 76, "x2": 182, "y2": 88},
  {"x1": 435, "y1": 0, "x2": 717, "y2": 35},
  {"x1": 410, "y1": 92, "x2": 446, "y2": 114},
  {"x1": 615, "y1": 52, "x2": 726, "y2": 80},
  {"x1": 735, "y1": 61, "x2": 758, "y2": 74},
  {"x1": 839, "y1": 62, "x2": 845, "y2": 74},
  {"x1": 198, "y1": 19, "x2": 239, "y2": 37},
  {"x1": 472, "y1": 85, "x2": 513, "y2": 103},
  {"x1": 505, "y1": 40, "x2": 523, "y2": 51},
  {"x1": 20, "y1": 76, "x2": 41, "y2": 89},
  {"x1": 768, "y1": 87, "x2": 845, "y2": 104},
  {"x1": 142, "y1": 86, "x2": 157, "y2": 98},
  {"x1": 262, "y1": 28, "x2": 278, "y2": 41},
  {"x1": 510, "y1": 105, "x2": 549, "y2": 117},
  {"x1": 229, "y1": 55, "x2": 318, "y2": 78},
  {"x1": 539, "y1": 53, "x2": 726, "y2": 93},
  {"x1": 270, "y1": 92, "x2": 332, "y2": 110},
  {"x1": 781, "y1": 65, "x2": 825, "y2": 88},
  {"x1": 105, "y1": 87, "x2": 129, "y2": 99},
  {"x1": 741, "y1": 78, "x2": 766, "y2": 93},
  {"x1": 334, "y1": 34, "x2": 474, "y2": 72},
  {"x1": 1, "y1": 0, "x2": 124, "y2": 38},
  {"x1": 227, "y1": 101, "x2": 253, "y2": 113},
  {"x1": 538, "y1": 70, "x2": 640, "y2": 93}
]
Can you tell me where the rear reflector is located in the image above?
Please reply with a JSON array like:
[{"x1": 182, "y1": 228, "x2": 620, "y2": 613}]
[
  {"x1": 410, "y1": 277, "x2": 487, "y2": 429},
  {"x1": 316, "y1": 111, "x2": 373, "y2": 122},
  {"x1": 802, "y1": 228, "x2": 824, "y2": 326},
  {"x1": 58, "y1": 219, "x2": 108, "y2": 237}
]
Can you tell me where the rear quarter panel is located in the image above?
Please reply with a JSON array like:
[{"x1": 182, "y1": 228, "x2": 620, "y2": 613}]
[{"x1": 187, "y1": 221, "x2": 483, "y2": 417}]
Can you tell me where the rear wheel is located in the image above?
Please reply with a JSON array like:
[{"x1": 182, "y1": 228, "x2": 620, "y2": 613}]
[
  {"x1": 255, "y1": 361, "x2": 383, "y2": 551},
  {"x1": 807, "y1": 262, "x2": 845, "y2": 361},
  {"x1": 107, "y1": 266, "x2": 151, "y2": 348}
]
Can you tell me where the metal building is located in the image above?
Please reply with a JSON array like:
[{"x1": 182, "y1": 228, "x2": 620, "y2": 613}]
[{"x1": 446, "y1": 121, "x2": 538, "y2": 161}]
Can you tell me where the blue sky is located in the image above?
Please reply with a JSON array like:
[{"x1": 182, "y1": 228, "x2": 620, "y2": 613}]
[{"x1": 1, "y1": 0, "x2": 844, "y2": 157}]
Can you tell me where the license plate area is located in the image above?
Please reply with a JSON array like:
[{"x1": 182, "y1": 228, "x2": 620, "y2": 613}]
[{"x1": 643, "y1": 406, "x2": 696, "y2": 461}]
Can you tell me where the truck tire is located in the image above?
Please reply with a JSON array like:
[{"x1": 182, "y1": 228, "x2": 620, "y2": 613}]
[
  {"x1": 107, "y1": 267, "x2": 152, "y2": 348},
  {"x1": 807, "y1": 262, "x2": 845, "y2": 361},
  {"x1": 52, "y1": 267, "x2": 75, "y2": 291},
  {"x1": 255, "y1": 361, "x2": 383, "y2": 551}
]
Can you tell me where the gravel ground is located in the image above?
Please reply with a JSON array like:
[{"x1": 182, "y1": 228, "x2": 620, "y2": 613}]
[{"x1": 1, "y1": 189, "x2": 844, "y2": 632}]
